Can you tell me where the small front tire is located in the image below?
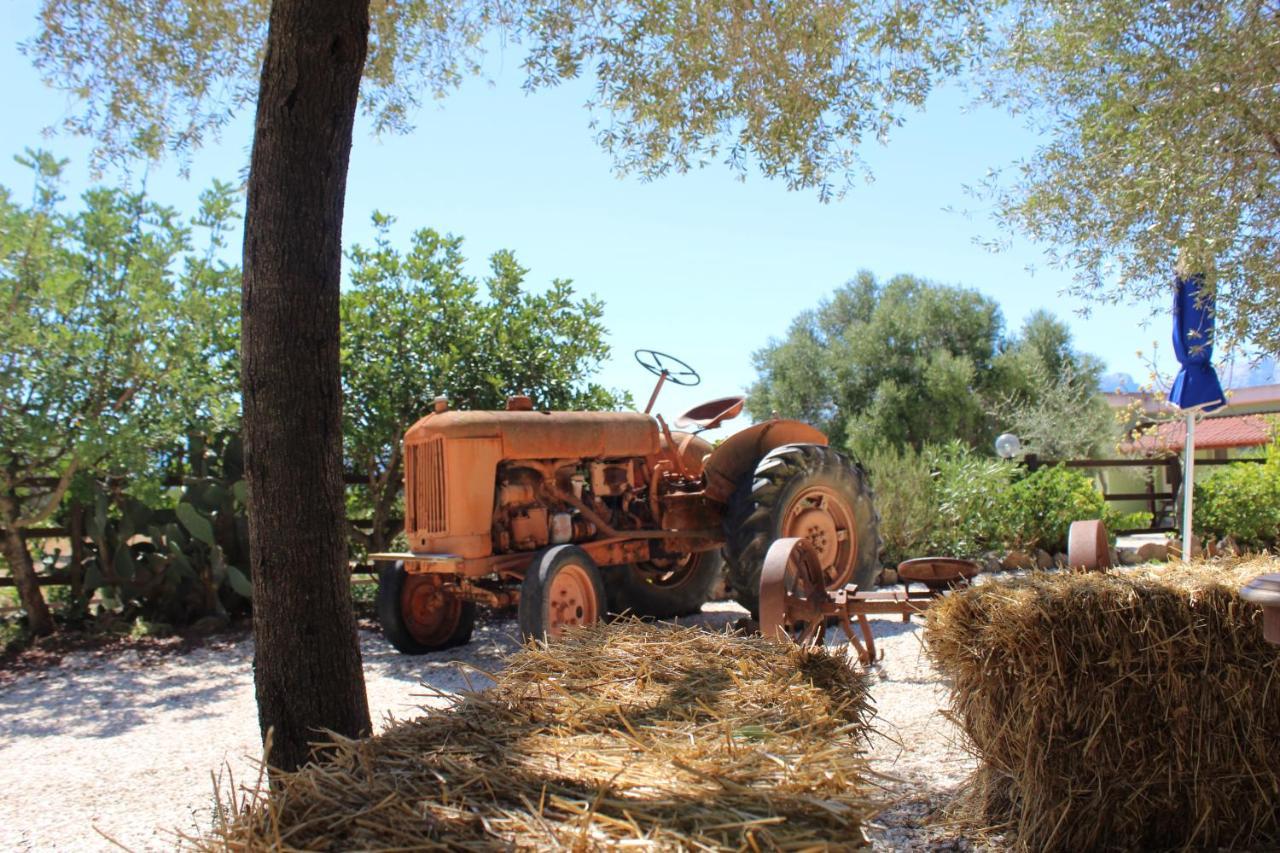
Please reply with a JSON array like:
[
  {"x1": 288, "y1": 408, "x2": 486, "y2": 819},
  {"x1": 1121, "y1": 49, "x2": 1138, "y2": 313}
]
[
  {"x1": 518, "y1": 545, "x2": 607, "y2": 641},
  {"x1": 376, "y1": 561, "x2": 476, "y2": 654}
]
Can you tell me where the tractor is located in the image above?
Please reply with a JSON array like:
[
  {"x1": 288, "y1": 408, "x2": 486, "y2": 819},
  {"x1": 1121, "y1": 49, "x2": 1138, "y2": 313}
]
[{"x1": 370, "y1": 350, "x2": 882, "y2": 652}]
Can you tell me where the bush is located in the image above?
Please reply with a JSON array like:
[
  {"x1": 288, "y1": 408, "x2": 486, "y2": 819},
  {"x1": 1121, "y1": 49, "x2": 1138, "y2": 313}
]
[
  {"x1": 1007, "y1": 465, "x2": 1107, "y2": 554},
  {"x1": 863, "y1": 444, "x2": 1148, "y2": 561},
  {"x1": 858, "y1": 444, "x2": 937, "y2": 566},
  {"x1": 1194, "y1": 446, "x2": 1280, "y2": 549},
  {"x1": 925, "y1": 443, "x2": 1017, "y2": 558}
]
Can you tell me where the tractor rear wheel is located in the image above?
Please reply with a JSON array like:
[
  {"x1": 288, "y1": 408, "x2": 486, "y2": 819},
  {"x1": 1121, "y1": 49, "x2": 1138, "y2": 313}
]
[
  {"x1": 376, "y1": 561, "x2": 476, "y2": 654},
  {"x1": 724, "y1": 444, "x2": 881, "y2": 616},
  {"x1": 518, "y1": 545, "x2": 607, "y2": 641},
  {"x1": 604, "y1": 549, "x2": 724, "y2": 619}
]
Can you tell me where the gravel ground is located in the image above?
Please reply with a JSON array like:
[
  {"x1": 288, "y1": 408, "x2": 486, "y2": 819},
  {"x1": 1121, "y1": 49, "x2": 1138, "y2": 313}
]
[{"x1": 0, "y1": 602, "x2": 977, "y2": 851}]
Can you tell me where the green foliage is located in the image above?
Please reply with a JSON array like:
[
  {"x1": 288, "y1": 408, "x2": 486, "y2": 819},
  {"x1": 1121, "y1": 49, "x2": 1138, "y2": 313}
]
[
  {"x1": 983, "y1": 0, "x2": 1280, "y2": 352},
  {"x1": 1193, "y1": 446, "x2": 1280, "y2": 550},
  {"x1": 865, "y1": 446, "x2": 1142, "y2": 560},
  {"x1": 749, "y1": 273, "x2": 1111, "y2": 458},
  {"x1": 342, "y1": 213, "x2": 627, "y2": 551},
  {"x1": 925, "y1": 442, "x2": 1017, "y2": 559},
  {"x1": 857, "y1": 444, "x2": 935, "y2": 567},
  {"x1": 863, "y1": 441, "x2": 1017, "y2": 561},
  {"x1": 28, "y1": 0, "x2": 989, "y2": 197},
  {"x1": 989, "y1": 312, "x2": 1117, "y2": 459},
  {"x1": 1006, "y1": 465, "x2": 1105, "y2": 554},
  {"x1": 749, "y1": 272, "x2": 1005, "y2": 453},
  {"x1": 78, "y1": 436, "x2": 252, "y2": 624}
]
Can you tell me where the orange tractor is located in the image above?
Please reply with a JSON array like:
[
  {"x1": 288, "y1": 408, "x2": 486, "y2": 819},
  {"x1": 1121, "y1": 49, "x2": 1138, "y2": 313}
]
[{"x1": 370, "y1": 350, "x2": 882, "y2": 652}]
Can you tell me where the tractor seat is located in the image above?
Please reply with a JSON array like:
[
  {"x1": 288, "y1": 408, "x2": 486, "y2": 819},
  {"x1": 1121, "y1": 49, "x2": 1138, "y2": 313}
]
[{"x1": 674, "y1": 395, "x2": 747, "y2": 431}]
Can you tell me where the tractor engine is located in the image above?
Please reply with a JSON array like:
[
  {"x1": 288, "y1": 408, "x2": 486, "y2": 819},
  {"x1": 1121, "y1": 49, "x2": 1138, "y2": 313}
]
[{"x1": 492, "y1": 460, "x2": 653, "y2": 554}]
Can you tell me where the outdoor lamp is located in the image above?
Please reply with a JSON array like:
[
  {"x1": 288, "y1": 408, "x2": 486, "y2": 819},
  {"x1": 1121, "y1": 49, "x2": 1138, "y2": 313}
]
[{"x1": 995, "y1": 433, "x2": 1022, "y2": 460}]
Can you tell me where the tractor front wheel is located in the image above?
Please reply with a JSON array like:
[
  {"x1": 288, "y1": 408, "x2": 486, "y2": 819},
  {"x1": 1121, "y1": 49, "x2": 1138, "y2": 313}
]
[
  {"x1": 604, "y1": 549, "x2": 724, "y2": 618},
  {"x1": 518, "y1": 545, "x2": 607, "y2": 641},
  {"x1": 724, "y1": 444, "x2": 881, "y2": 615},
  {"x1": 376, "y1": 561, "x2": 476, "y2": 654}
]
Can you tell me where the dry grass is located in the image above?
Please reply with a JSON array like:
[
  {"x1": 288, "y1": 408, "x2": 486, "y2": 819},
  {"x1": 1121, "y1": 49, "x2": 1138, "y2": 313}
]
[
  {"x1": 926, "y1": 556, "x2": 1280, "y2": 852},
  {"x1": 194, "y1": 620, "x2": 877, "y2": 851}
]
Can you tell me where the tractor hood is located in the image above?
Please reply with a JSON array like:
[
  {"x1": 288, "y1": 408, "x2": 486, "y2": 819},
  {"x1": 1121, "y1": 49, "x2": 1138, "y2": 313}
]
[{"x1": 405, "y1": 410, "x2": 661, "y2": 460}]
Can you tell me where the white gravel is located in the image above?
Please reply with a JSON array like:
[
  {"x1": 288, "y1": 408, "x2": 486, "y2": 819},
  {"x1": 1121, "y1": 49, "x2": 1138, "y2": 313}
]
[{"x1": 0, "y1": 603, "x2": 976, "y2": 851}]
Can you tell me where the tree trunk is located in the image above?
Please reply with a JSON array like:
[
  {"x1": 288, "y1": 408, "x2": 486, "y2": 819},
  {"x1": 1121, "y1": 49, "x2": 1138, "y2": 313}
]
[
  {"x1": 2, "y1": 526, "x2": 53, "y2": 637},
  {"x1": 241, "y1": 0, "x2": 372, "y2": 772}
]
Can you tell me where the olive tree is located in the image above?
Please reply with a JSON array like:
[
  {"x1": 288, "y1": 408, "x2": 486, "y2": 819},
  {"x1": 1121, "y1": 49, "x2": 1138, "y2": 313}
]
[{"x1": 981, "y1": 0, "x2": 1280, "y2": 352}]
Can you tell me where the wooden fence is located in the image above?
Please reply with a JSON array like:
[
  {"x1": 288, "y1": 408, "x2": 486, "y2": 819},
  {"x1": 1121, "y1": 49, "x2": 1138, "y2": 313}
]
[
  {"x1": 1023, "y1": 454, "x2": 1267, "y2": 534},
  {"x1": 1, "y1": 473, "x2": 389, "y2": 594}
]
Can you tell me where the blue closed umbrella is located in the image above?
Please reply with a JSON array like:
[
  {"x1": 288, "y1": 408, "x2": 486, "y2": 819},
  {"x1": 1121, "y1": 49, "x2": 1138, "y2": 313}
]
[
  {"x1": 1169, "y1": 274, "x2": 1225, "y2": 560},
  {"x1": 1170, "y1": 273, "x2": 1225, "y2": 412}
]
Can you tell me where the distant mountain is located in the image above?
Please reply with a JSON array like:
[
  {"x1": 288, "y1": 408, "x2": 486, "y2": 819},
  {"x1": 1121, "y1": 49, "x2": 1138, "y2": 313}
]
[
  {"x1": 1219, "y1": 355, "x2": 1277, "y2": 389},
  {"x1": 1098, "y1": 372, "x2": 1140, "y2": 393}
]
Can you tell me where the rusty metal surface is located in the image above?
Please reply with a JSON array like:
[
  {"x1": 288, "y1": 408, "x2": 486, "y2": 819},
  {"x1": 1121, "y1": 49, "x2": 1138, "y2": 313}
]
[
  {"x1": 759, "y1": 539, "x2": 972, "y2": 664},
  {"x1": 406, "y1": 410, "x2": 661, "y2": 459},
  {"x1": 401, "y1": 574, "x2": 467, "y2": 646},
  {"x1": 782, "y1": 484, "x2": 857, "y2": 590},
  {"x1": 1067, "y1": 519, "x2": 1112, "y2": 571},
  {"x1": 759, "y1": 538, "x2": 828, "y2": 644},
  {"x1": 1241, "y1": 573, "x2": 1280, "y2": 644},
  {"x1": 544, "y1": 560, "x2": 601, "y2": 638},
  {"x1": 703, "y1": 420, "x2": 829, "y2": 504},
  {"x1": 651, "y1": 430, "x2": 713, "y2": 478},
  {"x1": 674, "y1": 395, "x2": 746, "y2": 430},
  {"x1": 897, "y1": 557, "x2": 980, "y2": 591}
]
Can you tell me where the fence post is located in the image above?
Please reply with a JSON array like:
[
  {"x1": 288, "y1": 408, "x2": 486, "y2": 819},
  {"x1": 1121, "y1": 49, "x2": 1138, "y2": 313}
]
[{"x1": 68, "y1": 499, "x2": 86, "y2": 599}]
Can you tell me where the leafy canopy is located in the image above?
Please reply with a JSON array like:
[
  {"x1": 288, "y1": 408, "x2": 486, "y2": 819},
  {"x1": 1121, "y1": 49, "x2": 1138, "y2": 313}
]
[
  {"x1": 748, "y1": 272, "x2": 1111, "y2": 457},
  {"x1": 0, "y1": 151, "x2": 239, "y2": 527},
  {"x1": 342, "y1": 212, "x2": 625, "y2": 480},
  {"x1": 25, "y1": 0, "x2": 989, "y2": 197},
  {"x1": 979, "y1": 0, "x2": 1280, "y2": 352}
]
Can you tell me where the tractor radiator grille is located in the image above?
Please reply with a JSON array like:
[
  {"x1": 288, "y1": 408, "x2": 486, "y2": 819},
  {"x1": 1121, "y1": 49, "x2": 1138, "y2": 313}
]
[{"x1": 406, "y1": 438, "x2": 446, "y2": 533}]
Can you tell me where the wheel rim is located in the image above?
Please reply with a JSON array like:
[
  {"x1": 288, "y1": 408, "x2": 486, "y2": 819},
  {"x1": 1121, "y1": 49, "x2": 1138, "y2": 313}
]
[
  {"x1": 782, "y1": 485, "x2": 857, "y2": 590},
  {"x1": 546, "y1": 562, "x2": 599, "y2": 638},
  {"x1": 401, "y1": 574, "x2": 460, "y2": 646}
]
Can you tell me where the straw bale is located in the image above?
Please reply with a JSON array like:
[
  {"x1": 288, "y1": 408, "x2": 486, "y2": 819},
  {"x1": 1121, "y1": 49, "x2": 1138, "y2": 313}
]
[
  {"x1": 195, "y1": 620, "x2": 876, "y2": 851},
  {"x1": 926, "y1": 557, "x2": 1280, "y2": 852}
]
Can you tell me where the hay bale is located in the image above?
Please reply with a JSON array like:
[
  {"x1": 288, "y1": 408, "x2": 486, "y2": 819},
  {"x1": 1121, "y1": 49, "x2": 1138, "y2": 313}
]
[
  {"x1": 196, "y1": 621, "x2": 876, "y2": 851},
  {"x1": 926, "y1": 558, "x2": 1280, "y2": 852}
]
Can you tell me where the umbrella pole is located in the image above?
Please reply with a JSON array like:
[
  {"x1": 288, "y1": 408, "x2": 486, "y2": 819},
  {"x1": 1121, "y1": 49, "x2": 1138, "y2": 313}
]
[{"x1": 1182, "y1": 412, "x2": 1196, "y2": 562}]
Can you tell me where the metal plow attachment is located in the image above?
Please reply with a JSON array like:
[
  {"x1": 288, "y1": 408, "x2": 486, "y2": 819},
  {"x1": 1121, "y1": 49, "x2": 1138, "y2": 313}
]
[{"x1": 759, "y1": 539, "x2": 977, "y2": 664}]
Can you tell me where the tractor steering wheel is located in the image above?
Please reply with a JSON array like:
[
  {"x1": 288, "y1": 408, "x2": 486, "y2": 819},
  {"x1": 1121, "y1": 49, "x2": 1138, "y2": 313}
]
[{"x1": 634, "y1": 349, "x2": 701, "y2": 387}]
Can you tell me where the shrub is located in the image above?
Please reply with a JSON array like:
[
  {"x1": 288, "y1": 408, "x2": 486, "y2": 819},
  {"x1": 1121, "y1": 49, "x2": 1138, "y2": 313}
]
[
  {"x1": 863, "y1": 444, "x2": 1151, "y2": 561},
  {"x1": 925, "y1": 442, "x2": 1017, "y2": 558},
  {"x1": 1007, "y1": 465, "x2": 1108, "y2": 553},
  {"x1": 1194, "y1": 447, "x2": 1280, "y2": 549},
  {"x1": 858, "y1": 443, "x2": 937, "y2": 566}
]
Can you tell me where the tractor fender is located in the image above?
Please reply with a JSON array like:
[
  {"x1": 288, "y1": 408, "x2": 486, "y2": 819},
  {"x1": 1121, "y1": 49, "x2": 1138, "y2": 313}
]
[{"x1": 703, "y1": 420, "x2": 829, "y2": 504}]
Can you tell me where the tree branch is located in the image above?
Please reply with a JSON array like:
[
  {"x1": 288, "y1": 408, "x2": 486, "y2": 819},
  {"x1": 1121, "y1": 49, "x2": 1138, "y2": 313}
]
[{"x1": 13, "y1": 457, "x2": 79, "y2": 529}]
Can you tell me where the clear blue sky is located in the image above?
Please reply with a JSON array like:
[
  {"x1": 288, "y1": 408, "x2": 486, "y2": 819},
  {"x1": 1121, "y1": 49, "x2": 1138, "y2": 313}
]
[{"x1": 1, "y1": 5, "x2": 1193, "y2": 426}]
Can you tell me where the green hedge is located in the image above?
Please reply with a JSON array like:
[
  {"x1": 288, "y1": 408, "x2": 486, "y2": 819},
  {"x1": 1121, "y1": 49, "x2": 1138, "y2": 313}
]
[
  {"x1": 863, "y1": 442, "x2": 1149, "y2": 562},
  {"x1": 1194, "y1": 443, "x2": 1280, "y2": 549}
]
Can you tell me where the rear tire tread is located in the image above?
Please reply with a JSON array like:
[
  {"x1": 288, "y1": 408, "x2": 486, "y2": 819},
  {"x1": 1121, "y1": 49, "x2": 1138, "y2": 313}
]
[{"x1": 724, "y1": 444, "x2": 882, "y2": 615}]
